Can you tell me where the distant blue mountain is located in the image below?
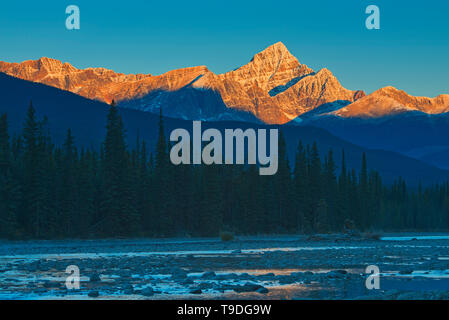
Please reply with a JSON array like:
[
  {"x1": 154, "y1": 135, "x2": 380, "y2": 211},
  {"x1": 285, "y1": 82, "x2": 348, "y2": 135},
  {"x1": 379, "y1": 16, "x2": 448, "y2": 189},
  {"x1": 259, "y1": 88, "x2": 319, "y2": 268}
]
[{"x1": 296, "y1": 111, "x2": 449, "y2": 169}]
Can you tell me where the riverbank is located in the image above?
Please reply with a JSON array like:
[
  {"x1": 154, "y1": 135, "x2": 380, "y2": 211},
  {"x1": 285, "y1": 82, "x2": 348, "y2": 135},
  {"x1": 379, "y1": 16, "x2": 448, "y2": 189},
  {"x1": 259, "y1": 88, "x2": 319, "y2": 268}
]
[{"x1": 1, "y1": 234, "x2": 448, "y2": 300}]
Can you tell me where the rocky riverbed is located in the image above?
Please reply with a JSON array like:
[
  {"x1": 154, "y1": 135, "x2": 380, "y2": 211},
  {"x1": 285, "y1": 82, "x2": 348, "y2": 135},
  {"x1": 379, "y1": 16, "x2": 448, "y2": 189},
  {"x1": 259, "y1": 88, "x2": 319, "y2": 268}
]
[{"x1": 0, "y1": 234, "x2": 448, "y2": 300}]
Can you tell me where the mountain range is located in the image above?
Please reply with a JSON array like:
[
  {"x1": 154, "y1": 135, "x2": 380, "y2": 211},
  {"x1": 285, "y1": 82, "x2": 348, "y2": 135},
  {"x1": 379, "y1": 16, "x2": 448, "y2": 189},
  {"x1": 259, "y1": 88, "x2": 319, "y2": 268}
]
[
  {"x1": 1, "y1": 72, "x2": 448, "y2": 187},
  {"x1": 2, "y1": 42, "x2": 448, "y2": 124},
  {"x1": 0, "y1": 42, "x2": 366, "y2": 123},
  {"x1": 1, "y1": 42, "x2": 449, "y2": 170}
]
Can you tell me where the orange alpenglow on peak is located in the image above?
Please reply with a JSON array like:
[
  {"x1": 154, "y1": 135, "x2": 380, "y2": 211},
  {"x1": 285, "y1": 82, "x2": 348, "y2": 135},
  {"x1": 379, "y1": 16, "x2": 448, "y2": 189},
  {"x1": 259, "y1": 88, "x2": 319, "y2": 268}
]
[
  {"x1": 333, "y1": 86, "x2": 449, "y2": 118},
  {"x1": 6, "y1": 43, "x2": 446, "y2": 124},
  {"x1": 0, "y1": 57, "x2": 156, "y2": 104}
]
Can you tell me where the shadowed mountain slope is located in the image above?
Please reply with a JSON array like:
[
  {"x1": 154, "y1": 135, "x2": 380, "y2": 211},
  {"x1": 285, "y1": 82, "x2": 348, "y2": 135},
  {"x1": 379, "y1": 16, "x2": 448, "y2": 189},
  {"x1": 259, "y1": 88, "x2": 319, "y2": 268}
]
[{"x1": 1, "y1": 72, "x2": 448, "y2": 186}]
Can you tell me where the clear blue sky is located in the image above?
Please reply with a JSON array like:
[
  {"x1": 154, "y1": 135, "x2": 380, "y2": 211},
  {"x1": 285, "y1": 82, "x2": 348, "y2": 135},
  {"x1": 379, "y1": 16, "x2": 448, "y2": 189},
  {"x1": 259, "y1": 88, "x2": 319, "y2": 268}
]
[{"x1": 0, "y1": 0, "x2": 448, "y2": 96}]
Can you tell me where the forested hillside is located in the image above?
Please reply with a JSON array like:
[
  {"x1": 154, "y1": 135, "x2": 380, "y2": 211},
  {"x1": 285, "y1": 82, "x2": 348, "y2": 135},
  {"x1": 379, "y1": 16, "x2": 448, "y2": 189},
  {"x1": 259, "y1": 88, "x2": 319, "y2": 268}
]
[{"x1": 0, "y1": 102, "x2": 448, "y2": 239}]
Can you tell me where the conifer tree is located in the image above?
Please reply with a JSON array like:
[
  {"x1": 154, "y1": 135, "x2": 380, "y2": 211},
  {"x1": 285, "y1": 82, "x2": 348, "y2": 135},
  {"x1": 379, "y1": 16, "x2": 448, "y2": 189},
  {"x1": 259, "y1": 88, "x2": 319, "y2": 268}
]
[
  {"x1": 293, "y1": 141, "x2": 308, "y2": 232},
  {"x1": 336, "y1": 149, "x2": 349, "y2": 230},
  {"x1": 0, "y1": 114, "x2": 19, "y2": 238},
  {"x1": 315, "y1": 199, "x2": 330, "y2": 233},
  {"x1": 324, "y1": 149, "x2": 337, "y2": 229},
  {"x1": 59, "y1": 129, "x2": 77, "y2": 236},
  {"x1": 1, "y1": 101, "x2": 449, "y2": 239},
  {"x1": 273, "y1": 131, "x2": 292, "y2": 232},
  {"x1": 101, "y1": 100, "x2": 130, "y2": 236},
  {"x1": 198, "y1": 164, "x2": 223, "y2": 236},
  {"x1": 22, "y1": 102, "x2": 47, "y2": 238},
  {"x1": 308, "y1": 142, "x2": 322, "y2": 232},
  {"x1": 359, "y1": 152, "x2": 369, "y2": 229},
  {"x1": 153, "y1": 107, "x2": 171, "y2": 235}
]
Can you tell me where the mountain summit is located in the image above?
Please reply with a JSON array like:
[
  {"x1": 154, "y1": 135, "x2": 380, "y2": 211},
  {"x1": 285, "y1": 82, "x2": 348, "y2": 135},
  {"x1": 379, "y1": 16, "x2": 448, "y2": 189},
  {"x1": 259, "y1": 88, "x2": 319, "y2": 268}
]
[
  {"x1": 332, "y1": 86, "x2": 449, "y2": 118},
  {"x1": 5, "y1": 43, "x2": 447, "y2": 124},
  {"x1": 0, "y1": 57, "x2": 154, "y2": 103},
  {"x1": 190, "y1": 42, "x2": 365, "y2": 123}
]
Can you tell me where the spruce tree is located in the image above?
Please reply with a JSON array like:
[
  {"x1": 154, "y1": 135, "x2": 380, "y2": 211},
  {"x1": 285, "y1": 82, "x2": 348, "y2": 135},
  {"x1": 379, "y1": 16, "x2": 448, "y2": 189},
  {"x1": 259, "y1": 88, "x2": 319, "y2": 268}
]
[
  {"x1": 153, "y1": 108, "x2": 171, "y2": 235},
  {"x1": 59, "y1": 129, "x2": 77, "y2": 236},
  {"x1": 324, "y1": 149, "x2": 337, "y2": 230},
  {"x1": 273, "y1": 131, "x2": 292, "y2": 232},
  {"x1": 336, "y1": 149, "x2": 349, "y2": 231},
  {"x1": 22, "y1": 102, "x2": 47, "y2": 238},
  {"x1": 293, "y1": 141, "x2": 308, "y2": 232},
  {"x1": 315, "y1": 199, "x2": 330, "y2": 233},
  {"x1": 359, "y1": 152, "x2": 369, "y2": 229},
  {"x1": 0, "y1": 114, "x2": 19, "y2": 238},
  {"x1": 309, "y1": 142, "x2": 322, "y2": 232},
  {"x1": 101, "y1": 100, "x2": 130, "y2": 236}
]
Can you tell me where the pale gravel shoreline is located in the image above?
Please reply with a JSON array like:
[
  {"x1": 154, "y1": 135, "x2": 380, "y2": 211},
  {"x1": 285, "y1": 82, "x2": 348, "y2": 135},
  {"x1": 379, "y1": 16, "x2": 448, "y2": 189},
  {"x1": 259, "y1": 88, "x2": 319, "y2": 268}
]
[{"x1": 1, "y1": 234, "x2": 448, "y2": 300}]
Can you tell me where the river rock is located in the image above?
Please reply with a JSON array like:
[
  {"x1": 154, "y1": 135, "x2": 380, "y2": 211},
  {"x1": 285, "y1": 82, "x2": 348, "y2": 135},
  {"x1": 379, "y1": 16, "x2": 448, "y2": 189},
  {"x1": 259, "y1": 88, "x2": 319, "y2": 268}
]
[
  {"x1": 190, "y1": 289, "x2": 202, "y2": 294},
  {"x1": 141, "y1": 287, "x2": 154, "y2": 297},
  {"x1": 89, "y1": 273, "x2": 101, "y2": 282},
  {"x1": 234, "y1": 282, "x2": 264, "y2": 293},
  {"x1": 201, "y1": 271, "x2": 216, "y2": 279},
  {"x1": 88, "y1": 290, "x2": 99, "y2": 298},
  {"x1": 257, "y1": 287, "x2": 269, "y2": 294}
]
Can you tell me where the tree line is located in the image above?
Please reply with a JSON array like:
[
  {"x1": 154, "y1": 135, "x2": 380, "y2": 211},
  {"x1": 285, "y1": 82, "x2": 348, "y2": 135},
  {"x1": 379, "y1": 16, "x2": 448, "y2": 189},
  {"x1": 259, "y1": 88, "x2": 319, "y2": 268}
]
[{"x1": 0, "y1": 102, "x2": 448, "y2": 239}]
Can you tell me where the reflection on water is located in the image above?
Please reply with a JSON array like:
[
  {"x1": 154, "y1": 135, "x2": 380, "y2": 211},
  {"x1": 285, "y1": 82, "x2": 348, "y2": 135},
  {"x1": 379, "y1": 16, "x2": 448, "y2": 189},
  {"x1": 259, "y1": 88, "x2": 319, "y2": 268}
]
[
  {"x1": 381, "y1": 235, "x2": 449, "y2": 241},
  {"x1": 382, "y1": 270, "x2": 449, "y2": 278},
  {"x1": 243, "y1": 246, "x2": 374, "y2": 253},
  {"x1": 0, "y1": 246, "x2": 375, "y2": 261},
  {"x1": 214, "y1": 268, "x2": 359, "y2": 276},
  {"x1": 1, "y1": 235, "x2": 449, "y2": 300}
]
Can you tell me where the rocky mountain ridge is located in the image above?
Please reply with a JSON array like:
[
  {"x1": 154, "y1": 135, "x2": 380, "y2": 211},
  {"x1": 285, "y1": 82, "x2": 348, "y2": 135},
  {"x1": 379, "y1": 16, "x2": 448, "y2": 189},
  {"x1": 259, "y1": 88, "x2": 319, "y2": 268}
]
[
  {"x1": 1, "y1": 42, "x2": 448, "y2": 124},
  {"x1": 0, "y1": 43, "x2": 365, "y2": 124},
  {"x1": 332, "y1": 86, "x2": 449, "y2": 118}
]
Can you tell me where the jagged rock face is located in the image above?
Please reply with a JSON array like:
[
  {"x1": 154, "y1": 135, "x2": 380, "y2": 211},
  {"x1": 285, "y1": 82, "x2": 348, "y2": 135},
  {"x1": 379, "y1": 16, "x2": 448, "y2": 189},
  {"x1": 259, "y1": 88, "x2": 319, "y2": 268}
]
[
  {"x1": 0, "y1": 57, "x2": 154, "y2": 103},
  {"x1": 0, "y1": 43, "x2": 365, "y2": 124},
  {"x1": 219, "y1": 42, "x2": 314, "y2": 92},
  {"x1": 0, "y1": 58, "x2": 211, "y2": 105},
  {"x1": 193, "y1": 42, "x2": 364, "y2": 123},
  {"x1": 333, "y1": 86, "x2": 449, "y2": 118}
]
